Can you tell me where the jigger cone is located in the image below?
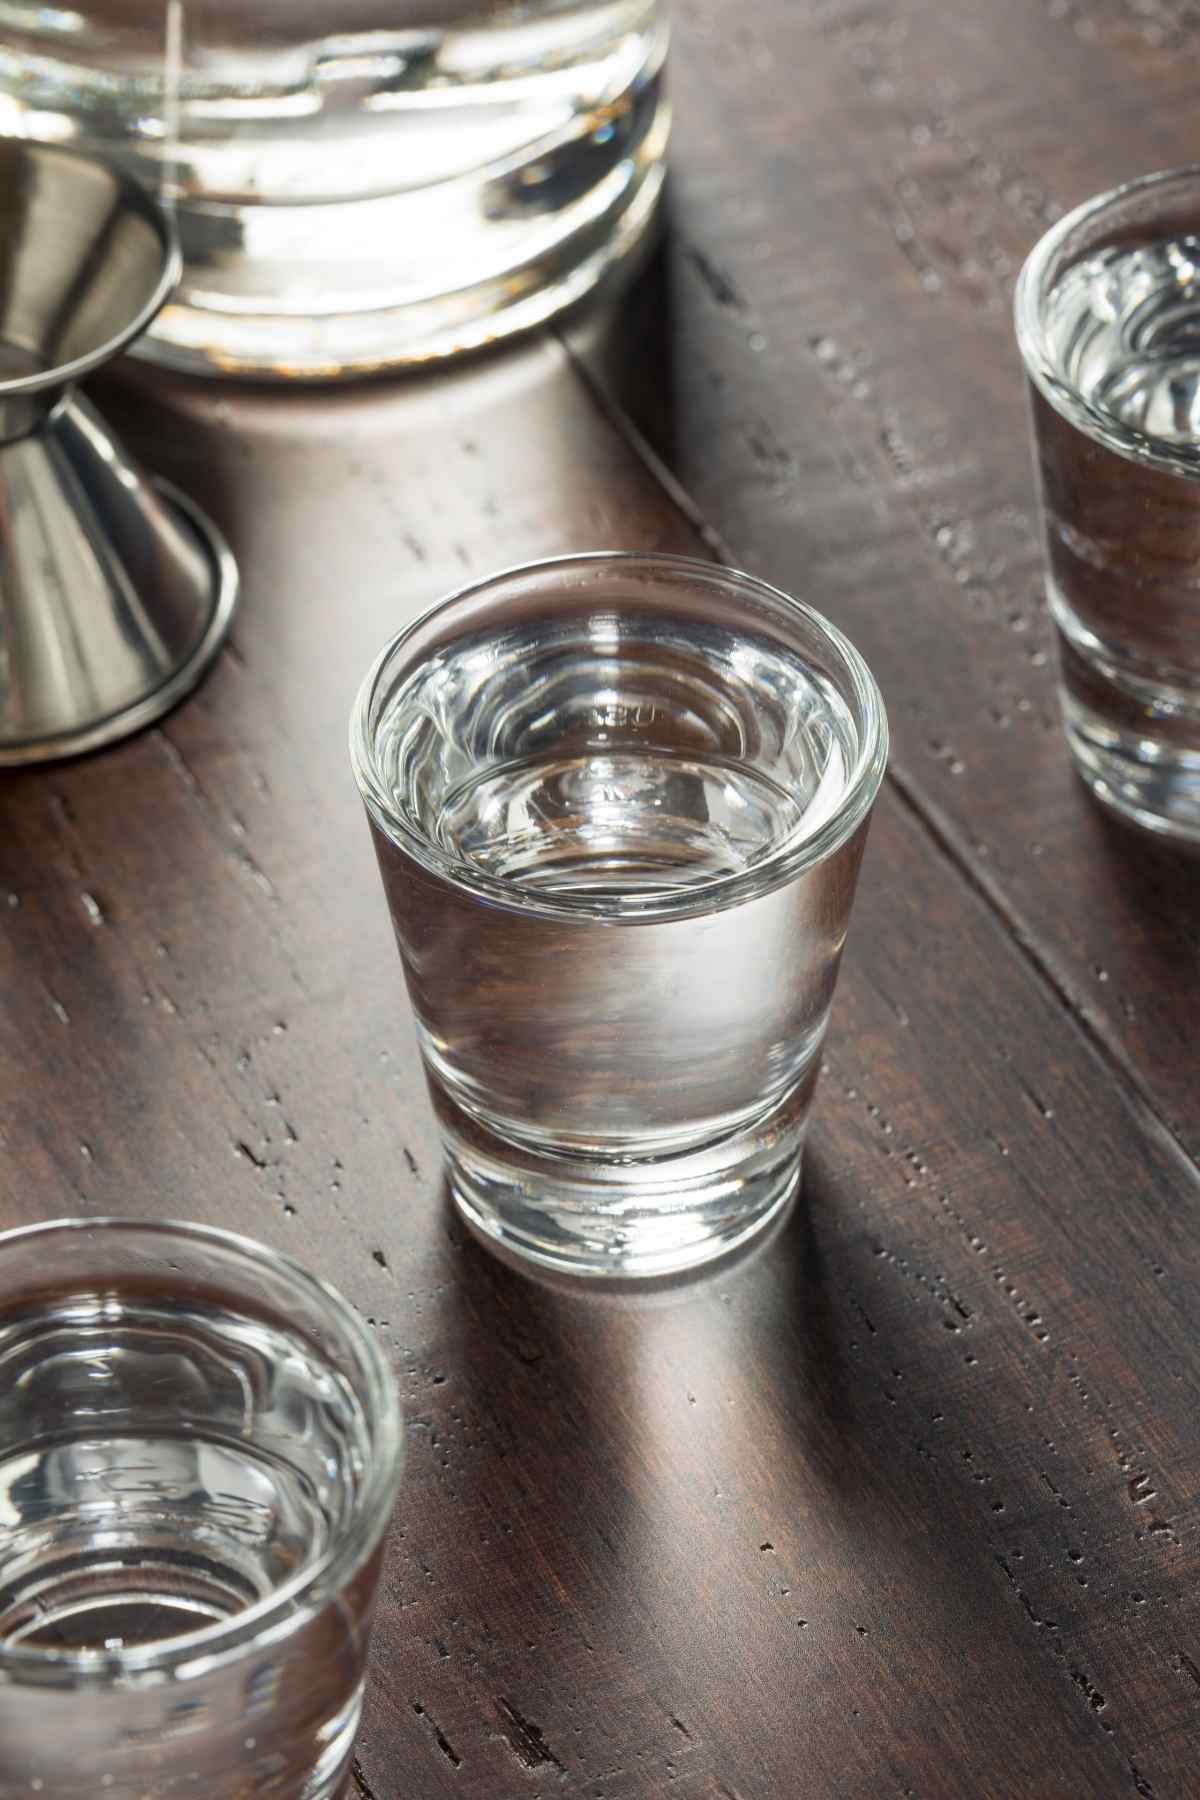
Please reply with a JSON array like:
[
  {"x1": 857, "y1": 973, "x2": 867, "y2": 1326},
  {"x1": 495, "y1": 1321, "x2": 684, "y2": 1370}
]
[{"x1": 0, "y1": 142, "x2": 237, "y2": 763}]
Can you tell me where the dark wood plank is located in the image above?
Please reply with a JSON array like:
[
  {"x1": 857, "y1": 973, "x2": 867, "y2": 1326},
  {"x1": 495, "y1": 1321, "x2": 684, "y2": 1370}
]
[
  {"x1": 567, "y1": 0, "x2": 1200, "y2": 1164},
  {"x1": 2, "y1": 330, "x2": 1199, "y2": 1796}
]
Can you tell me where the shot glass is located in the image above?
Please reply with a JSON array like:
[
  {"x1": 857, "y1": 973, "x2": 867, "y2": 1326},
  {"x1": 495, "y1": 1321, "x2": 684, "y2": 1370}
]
[
  {"x1": 351, "y1": 553, "x2": 888, "y2": 1278},
  {"x1": 1017, "y1": 165, "x2": 1200, "y2": 841},
  {"x1": 0, "y1": 1218, "x2": 403, "y2": 1800}
]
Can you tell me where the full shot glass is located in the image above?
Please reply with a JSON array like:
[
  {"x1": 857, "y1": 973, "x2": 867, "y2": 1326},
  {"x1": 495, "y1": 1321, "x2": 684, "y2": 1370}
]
[
  {"x1": 352, "y1": 553, "x2": 888, "y2": 1278},
  {"x1": 0, "y1": 1218, "x2": 403, "y2": 1800},
  {"x1": 1017, "y1": 165, "x2": 1200, "y2": 841}
]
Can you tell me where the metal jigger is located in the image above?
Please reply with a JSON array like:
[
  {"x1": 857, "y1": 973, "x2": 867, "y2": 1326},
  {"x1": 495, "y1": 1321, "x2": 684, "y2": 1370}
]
[{"x1": 0, "y1": 141, "x2": 237, "y2": 764}]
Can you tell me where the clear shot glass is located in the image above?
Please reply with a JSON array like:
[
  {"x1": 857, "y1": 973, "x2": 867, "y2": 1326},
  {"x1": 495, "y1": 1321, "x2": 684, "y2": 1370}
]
[
  {"x1": 0, "y1": 1217, "x2": 402, "y2": 1800},
  {"x1": 1017, "y1": 165, "x2": 1200, "y2": 841},
  {"x1": 352, "y1": 552, "x2": 888, "y2": 1278}
]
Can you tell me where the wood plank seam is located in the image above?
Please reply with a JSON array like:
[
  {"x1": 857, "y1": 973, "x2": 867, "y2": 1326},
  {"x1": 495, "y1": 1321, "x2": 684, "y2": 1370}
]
[{"x1": 557, "y1": 327, "x2": 1200, "y2": 1198}]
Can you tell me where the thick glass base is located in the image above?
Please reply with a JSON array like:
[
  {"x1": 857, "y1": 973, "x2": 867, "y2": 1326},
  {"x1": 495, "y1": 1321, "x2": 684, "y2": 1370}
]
[
  {"x1": 441, "y1": 1087, "x2": 808, "y2": 1279},
  {"x1": 0, "y1": 3, "x2": 666, "y2": 379},
  {"x1": 145, "y1": 126, "x2": 665, "y2": 378},
  {"x1": 142, "y1": 54, "x2": 666, "y2": 379},
  {"x1": 1059, "y1": 637, "x2": 1200, "y2": 844}
]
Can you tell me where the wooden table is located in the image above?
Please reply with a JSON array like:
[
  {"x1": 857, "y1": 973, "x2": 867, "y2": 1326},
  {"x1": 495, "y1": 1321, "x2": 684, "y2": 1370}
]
[{"x1": 4, "y1": 2, "x2": 1200, "y2": 1794}]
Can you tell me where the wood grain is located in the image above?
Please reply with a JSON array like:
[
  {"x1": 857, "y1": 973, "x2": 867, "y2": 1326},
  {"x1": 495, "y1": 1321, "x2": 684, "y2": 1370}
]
[
  {"x1": 3, "y1": 6, "x2": 1200, "y2": 1793},
  {"x1": 568, "y1": 0, "x2": 1200, "y2": 1165}
]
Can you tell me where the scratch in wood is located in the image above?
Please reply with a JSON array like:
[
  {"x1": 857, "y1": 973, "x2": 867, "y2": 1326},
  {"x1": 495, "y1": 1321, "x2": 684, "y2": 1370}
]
[
  {"x1": 233, "y1": 1138, "x2": 268, "y2": 1172},
  {"x1": 1039, "y1": 1470, "x2": 1072, "y2": 1513},
  {"x1": 494, "y1": 1697, "x2": 562, "y2": 1771},
  {"x1": 413, "y1": 1701, "x2": 462, "y2": 1769},
  {"x1": 1174, "y1": 1651, "x2": 1200, "y2": 1689},
  {"x1": 998, "y1": 1552, "x2": 1157, "y2": 1792},
  {"x1": 865, "y1": 1233, "x2": 972, "y2": 1327},
  {"x1": 50, "y1": 790, "x2": 78, "y2": 829},
  {"x1": 994, "y1": 1555, "x2": 1057, "y2": 1631},
  {"x1": 80, "y1": 891, "x2": 106, "y2": 926},
  {"x1": 681, "y1": 241, "x2": 750, "y2": 313},
  {"x1": 1017, "y1": 1076, "x2": 1055, "y2": 1121},
  {"x1": 847, "y1": 1293, "x2": 877, "y2": 1335},
  {"x1": 350, "y1": 1759, "x2": 378, "y2": 1799},
  {"x1": 1069, "y1": 1666, "x2": 1107, "y2": 1712},
  {"x1": 44, "y1": 988, "x2": 70, "y2": 1026},
  {"x1": 157, "y1": 730, "x2": 278, "y2": 900}
]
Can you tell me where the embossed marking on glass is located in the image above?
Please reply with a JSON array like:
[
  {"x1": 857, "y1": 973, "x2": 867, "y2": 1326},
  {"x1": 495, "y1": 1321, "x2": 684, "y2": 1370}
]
[
  {"x1": 0, "y1": 0, "x2": 669, "y2": 378},
  {"x1": 1017, "y1": 165, "x2": 1200, "y2": 841},
  {"x1": 0, "y1": 1218, "x2": 403, "y2": 1800},
  {"x1": 352, "y1": 553, "x2": 887, "y2": 1278}
]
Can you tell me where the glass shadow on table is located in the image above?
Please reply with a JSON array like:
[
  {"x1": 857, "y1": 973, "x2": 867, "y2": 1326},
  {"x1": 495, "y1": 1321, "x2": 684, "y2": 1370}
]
[
  {"x1": 429, "y1": 1137, "x2": 991, "y2": 1545},
  {"x1": 558, "y1": 192, "x2": 695, "y2": 488},
  {"x1": 1084, "y1": 798, "x2": 1200, "y2": 1013},
  {"x1": 370, "y1": 1144, "x2": 1047, "y2": 1798}
]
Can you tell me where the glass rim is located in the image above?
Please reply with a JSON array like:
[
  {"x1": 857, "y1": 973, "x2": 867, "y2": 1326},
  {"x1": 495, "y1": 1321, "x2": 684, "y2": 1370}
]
[
  {"x1": 349, "y1": 551, "x2": 889, "y2": 922},
  {"x1": 1014, "y1": 161, "x2": 1200, "y2": 479},
  {"x1": 0, "y1": 1216, "x2": 403, "y2": 1687}
]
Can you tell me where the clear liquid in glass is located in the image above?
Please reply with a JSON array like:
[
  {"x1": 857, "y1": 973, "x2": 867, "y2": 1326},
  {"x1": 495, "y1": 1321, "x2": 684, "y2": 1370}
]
[
  {"x1": 368, "y1": 607, "x2": 874, "y2": 1275},
  {"x1": 0, "y1": 0, "x2": 668, "y2": 375},
  {"x1": 0, "y1": 1280, "x2": 378, "y2": 1799},
  {"x1": 1032, "y1": 234, "x2": 1200, "y2": 837}
]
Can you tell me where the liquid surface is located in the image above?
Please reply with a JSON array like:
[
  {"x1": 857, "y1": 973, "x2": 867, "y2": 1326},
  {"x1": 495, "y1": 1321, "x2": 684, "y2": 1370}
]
[
  {"x1": 0, "y1": 1286, "x2": 378, "y2": 1795},
  {"x1": 1043, "y1": 236, "x2": 1200, "y2": 444},
  {"x1": 378, "y1": 615, "x2": 858, "y2": 897},
  {"x1": 0, "y1": 1292, "x2": 365, "y2": 1654}
]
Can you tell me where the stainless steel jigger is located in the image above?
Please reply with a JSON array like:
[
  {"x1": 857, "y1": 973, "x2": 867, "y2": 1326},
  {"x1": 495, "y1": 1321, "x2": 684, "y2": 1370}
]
[{"x1": 0, "y1": 141, "x2": 237, "y2": 764}]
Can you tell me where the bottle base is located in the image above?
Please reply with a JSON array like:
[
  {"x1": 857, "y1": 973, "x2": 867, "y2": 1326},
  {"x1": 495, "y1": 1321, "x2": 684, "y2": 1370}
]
[{"x1": 136, "y1": 88, "x2": 667, "y2": 380}]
